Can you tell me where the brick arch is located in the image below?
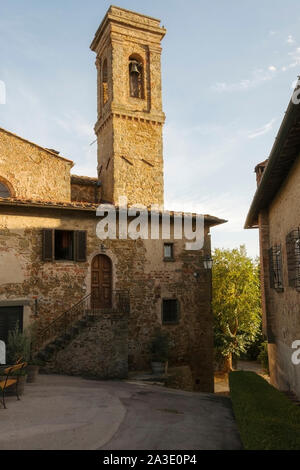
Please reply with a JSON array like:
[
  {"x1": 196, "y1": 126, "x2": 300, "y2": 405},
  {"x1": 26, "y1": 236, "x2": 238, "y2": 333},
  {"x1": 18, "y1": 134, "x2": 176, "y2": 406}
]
[{"x1": 0, "y1": 176, "x2": 15, "y2": 198}]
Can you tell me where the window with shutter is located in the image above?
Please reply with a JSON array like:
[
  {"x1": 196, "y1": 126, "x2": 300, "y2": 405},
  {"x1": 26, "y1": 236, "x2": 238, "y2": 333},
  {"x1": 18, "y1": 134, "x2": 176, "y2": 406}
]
[{"x1": 42, "y1": 229, "x2": 87, "y2": 262}]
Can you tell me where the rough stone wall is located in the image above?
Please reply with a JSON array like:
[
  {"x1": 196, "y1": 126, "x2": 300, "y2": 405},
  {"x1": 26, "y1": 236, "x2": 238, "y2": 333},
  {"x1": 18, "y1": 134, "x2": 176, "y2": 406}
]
[
  {"x1": 0, "y1": 207, "x2": 214, "y2": 392},
  {"x1": 0, "y1": 128, "x2": 72, "y2": 202},
  {"x1": 45, "y1": 314, "x2": 128, "y2": 379},
  {"x1": 96, "y1": 116, "x2": 114, "y2": 204},
  {"x1": 93, "y1": 6, "x2": 165, "y2": 207},
  {"x1": 258, "y1": 210, "x2": 275, "y2": 341},
  {"x1": 71, "y1": 182, "x2": 100, "y2": 203},
  {"x1": 113, "y1": 116, "x2": 164, "y2": 207},
  {"x1": 264, "y1": 154, "x2": 300, "y2": 397}
]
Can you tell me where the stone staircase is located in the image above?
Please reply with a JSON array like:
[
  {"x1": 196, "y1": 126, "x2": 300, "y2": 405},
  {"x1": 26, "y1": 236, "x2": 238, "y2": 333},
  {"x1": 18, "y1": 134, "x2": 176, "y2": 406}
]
[
  {"x1": 33, "y1": 290, "x2": 130, "y2": 365},
  {"x1": 35, "y1": 311, "x2": 99, "y2": 362}
]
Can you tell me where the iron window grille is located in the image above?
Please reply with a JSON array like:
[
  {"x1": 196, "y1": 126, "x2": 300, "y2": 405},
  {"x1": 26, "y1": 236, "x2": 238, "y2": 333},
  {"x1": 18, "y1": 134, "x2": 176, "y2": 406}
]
[
  {"x1": 286, "y1": 228, "x2": 300, "y2": 291},
  {"x1": 164, "y1": 243, "x2": 174, "y2": 260},
  {"x1": 269, "y1": 245, "x2": 284, "y2": 292},
  {"x1": 162, "y1": 299, "x2": 179, "y2": 324}
]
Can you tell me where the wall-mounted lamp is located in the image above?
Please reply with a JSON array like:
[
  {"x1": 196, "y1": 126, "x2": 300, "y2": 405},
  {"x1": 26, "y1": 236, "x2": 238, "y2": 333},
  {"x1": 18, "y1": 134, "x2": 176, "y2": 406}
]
[
  {"x1": 203, "y1": 255, "x2": 213, "y2": 270},
  {"x1": 32, "y1": 296, "x2": 38, "y2": 316},
  {"x1": 100, "y1": 244, "x2": 106, "y2": 253}
]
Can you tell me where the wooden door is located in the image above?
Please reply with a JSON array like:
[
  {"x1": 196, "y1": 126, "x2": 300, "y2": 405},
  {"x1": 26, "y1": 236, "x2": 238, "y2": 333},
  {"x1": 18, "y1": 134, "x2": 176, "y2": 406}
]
[{"x1": 91, "y1": 255, "x2": 112, "y2": 308}]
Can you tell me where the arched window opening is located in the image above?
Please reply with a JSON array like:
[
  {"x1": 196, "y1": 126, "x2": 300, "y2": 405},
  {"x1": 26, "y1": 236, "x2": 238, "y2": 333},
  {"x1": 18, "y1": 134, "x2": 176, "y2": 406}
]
[
  {"x1": 0, "y1": 181, "x2": 11, "y2": 198},
  {"x1": 129, "y1": 56, "x2": 144, "y2": 99},
  {"x1": 102, "y1": 59, "x2": 108, "y2": 105}
]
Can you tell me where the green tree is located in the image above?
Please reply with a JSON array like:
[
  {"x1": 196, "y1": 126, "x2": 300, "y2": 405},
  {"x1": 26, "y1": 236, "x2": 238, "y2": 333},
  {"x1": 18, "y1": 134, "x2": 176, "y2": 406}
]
[{"x1": 212, "y1": 245, "x2": 261, "y2": 372}]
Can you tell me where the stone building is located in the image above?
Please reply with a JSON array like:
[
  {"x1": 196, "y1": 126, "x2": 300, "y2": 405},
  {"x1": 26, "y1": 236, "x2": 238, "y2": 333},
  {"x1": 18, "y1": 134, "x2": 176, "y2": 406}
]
[
  {"x1": 245, "y1": 84, "x2": 300, "y2": 399},
  {"x1": 0, "y1": 6, "x2": 225, "y2": 392}
]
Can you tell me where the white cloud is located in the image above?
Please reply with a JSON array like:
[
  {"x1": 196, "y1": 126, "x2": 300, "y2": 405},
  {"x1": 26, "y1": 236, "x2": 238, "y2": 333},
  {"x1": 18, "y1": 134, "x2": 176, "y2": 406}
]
[
  {"x1": 211, "y1": 68, "x2": 275, "y2": 93},
  {"x1": 268, "y1": 65, "x2": 277, "y2": 72},
  {"x1": 287, "y1": 35, "x2": 295, "y2": 44},
  {"x1": 248, "y1": 118, "x2": 276, "y2": 139},
  {"x1": 287, "y1": 46, "x2": 300, "y2": 68},
  {"x1": 54, "y1": 113, "x2": 94, "y2": 139},
  {"x1": 163, "y1": 122, "x2": 243, "y2": 193}
]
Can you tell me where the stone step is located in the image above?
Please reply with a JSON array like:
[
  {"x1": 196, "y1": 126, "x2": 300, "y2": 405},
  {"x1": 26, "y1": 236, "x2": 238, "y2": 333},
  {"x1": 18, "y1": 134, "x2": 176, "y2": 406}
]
[{"x1": 35, "y1": 312, "x2": 102, "y2": 361}]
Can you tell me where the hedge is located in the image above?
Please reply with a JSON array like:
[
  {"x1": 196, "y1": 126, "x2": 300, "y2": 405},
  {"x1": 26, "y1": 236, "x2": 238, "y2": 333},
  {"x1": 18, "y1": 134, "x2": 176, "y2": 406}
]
[{"x1": 229, "y1": 371, "x2": 300, "y2": 450}]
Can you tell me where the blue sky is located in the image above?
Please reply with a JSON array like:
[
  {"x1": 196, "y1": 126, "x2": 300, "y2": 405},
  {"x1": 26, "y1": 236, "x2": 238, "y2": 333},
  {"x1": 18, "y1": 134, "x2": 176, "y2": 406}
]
[{"x1": 1, "y1": 0, "x2": 300, "y2": 257}]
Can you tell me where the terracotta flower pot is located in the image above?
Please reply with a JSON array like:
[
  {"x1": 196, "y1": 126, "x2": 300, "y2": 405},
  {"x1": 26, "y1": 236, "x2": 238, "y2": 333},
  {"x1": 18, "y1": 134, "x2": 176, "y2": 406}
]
[
  {"x1": 151, "y1": 361, "x2": 168, "y2": 375},
  {"x1": 26, "y1": 365, "x2": 40, "y2": 383}
]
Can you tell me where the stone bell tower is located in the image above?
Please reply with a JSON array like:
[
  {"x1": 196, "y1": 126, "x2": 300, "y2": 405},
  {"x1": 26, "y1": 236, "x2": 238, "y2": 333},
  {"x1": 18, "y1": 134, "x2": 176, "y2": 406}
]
[{"x1": 90, "y1": 6, "x2": 166, "y2": 207}]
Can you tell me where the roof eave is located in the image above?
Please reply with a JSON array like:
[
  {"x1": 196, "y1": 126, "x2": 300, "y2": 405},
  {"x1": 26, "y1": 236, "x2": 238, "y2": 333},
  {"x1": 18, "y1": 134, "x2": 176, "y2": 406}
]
[{"x1": 245, "y1": 95, "x2": 300, "y2": 229}]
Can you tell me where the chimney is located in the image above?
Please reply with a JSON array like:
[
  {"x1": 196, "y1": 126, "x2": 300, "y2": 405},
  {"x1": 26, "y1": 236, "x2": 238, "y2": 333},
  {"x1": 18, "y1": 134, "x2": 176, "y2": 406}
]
[{"x1": 255, "y1": 159, "x2": 268, "y2": 186}]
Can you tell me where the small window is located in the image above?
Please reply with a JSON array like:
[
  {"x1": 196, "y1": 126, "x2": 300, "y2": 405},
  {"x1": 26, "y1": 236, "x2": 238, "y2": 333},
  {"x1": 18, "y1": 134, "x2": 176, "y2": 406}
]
[
  {"x1": 286, "y1": 228, "x2": 300, "y2": 291},
  {"x1": 0, "y1": 182, "x2": 11, "y2": 198},
  {"x1": 269, "y1": 245, "x2": 284, "y2": 292},
  {"x1": 164, "y1": 243, "x2": 174, "y2": 260},
  {"x1": 129, "y1": 55, "x2": 144, "y2": 99},
  {"x1": 162, "y1": 299, "x2": 179, "y2": 324}
]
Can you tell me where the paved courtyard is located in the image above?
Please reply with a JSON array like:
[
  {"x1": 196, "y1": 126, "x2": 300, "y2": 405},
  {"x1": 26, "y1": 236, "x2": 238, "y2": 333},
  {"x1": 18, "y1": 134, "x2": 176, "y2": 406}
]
[{"x1": 0, "y1": 375, "x2": 242, "y2": 450}]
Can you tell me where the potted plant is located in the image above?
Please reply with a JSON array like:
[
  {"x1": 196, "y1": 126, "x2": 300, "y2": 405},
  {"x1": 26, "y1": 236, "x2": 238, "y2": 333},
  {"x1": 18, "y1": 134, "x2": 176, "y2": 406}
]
[
  {"x1": 150, "y1": 329, "x2": 169, "y2": 374},
  {"x1": 3, "y1": 323, "x2": 31, "y2": 395},
  {"x1": 26, "y1": 359, "x2": 44, "y2": 383}
]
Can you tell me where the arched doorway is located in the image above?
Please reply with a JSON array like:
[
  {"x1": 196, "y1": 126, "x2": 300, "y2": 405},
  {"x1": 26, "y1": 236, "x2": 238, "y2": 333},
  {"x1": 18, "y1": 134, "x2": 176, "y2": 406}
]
[{"x1": 91, "y1": 254, "x2": 112, "y2": 308}]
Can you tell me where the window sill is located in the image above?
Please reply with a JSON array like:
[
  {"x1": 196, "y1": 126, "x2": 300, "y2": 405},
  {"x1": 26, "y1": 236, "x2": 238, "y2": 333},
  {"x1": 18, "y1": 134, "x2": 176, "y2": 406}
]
[
  {"x1": 54, "y1": 259, "x2": 75, "y2": 263},
  {"x1": 129, "y1": 96, "x2": 146, "y2": 101},
  {"x1": 163, "y1": 258, "x2": 175, "y2": 262}
]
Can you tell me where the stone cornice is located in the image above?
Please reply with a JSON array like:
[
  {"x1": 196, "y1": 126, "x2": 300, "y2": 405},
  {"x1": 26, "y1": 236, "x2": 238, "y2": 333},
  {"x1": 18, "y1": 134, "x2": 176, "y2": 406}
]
[
  {"x1": 95, "y1": 109, "x2": 165, "y2": 134},
  {"x1": 90, "y1": 6, "x2": 166, "y2": 53}
]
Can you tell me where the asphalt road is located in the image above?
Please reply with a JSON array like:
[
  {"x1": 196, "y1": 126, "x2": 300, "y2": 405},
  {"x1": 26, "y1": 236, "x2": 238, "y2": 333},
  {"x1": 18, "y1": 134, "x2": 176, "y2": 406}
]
[{"x1": 0, "y1": 375, "x2": 242, "y2": 450}]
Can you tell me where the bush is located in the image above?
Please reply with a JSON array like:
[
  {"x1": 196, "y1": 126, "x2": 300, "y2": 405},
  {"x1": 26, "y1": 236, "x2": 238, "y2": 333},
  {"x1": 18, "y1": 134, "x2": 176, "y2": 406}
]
[
  {"x1": 257, "y1": 341, "x2": 269, "y2": 373},
  {"x1": 240, "y1": 331, "x2": 264, "y2": 361},
  {"x1": 6, "y1": 324, "x2": 31, "y2": 364},
  {"x1": 229, "y1": 371, "x2": 300, "y2": 450}
]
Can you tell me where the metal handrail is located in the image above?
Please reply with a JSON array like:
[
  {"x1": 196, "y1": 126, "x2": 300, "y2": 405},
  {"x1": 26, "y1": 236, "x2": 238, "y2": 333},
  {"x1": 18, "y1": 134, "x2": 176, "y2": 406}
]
[{"x1": 33, "y1": 289, "x2": 130, "y2": 353}]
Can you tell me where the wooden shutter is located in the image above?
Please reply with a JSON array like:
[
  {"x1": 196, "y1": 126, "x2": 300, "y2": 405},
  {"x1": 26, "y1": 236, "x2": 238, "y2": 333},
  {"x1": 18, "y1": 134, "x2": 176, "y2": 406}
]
[
  {"x1": 42, "y1": 229, "x2": 54, "y2": 261},
  {"x1": 75, "y1": 231, "x2": 87, "y2": 262}
]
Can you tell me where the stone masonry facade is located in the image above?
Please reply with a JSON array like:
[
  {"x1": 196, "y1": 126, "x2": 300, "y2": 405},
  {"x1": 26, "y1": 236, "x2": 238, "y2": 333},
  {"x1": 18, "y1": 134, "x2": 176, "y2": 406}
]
[
  {"x1": 0, "y1": 201, "x2": 219, "y2": 391},
  {"x1": 262, "y1": 157, "x2": 300, "y2": 397},
  {"x1": 0, "y1": 6, "x2": 226, "y2": 392},
  {"x1": 247, "y1": 98, "x2": 300, "y2": 399}
]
